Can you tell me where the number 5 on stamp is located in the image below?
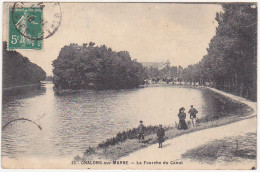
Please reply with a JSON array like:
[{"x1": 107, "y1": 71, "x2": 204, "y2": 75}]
[{"x1": 9, "y1": 7, "x2": 43, "y2": 50}]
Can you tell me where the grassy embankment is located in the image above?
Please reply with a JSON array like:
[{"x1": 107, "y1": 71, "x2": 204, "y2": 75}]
[
  {"x1": 181, "y1": 132, "x2": 256, "y2": 164},
  {"x1": 74, "y1": 89, "x2": 254, "y2": 161}
]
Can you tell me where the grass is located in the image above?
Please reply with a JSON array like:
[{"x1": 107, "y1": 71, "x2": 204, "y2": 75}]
[
  {"x1": 181, "y1": 132, "x2": 257, "y2": 164},
  {"x1": 74, "y1": 90, "x2": 254, "y2": 162},
  {"x1": 97, "y1": 125, "x2": 173, "y2": 149}
]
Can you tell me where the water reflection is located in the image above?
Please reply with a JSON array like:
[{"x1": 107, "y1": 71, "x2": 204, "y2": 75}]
[{"x1": 2, "y1": 84, "x2": 232, "y2": 158}]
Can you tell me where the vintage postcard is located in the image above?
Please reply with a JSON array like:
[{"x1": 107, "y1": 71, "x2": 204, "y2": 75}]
[{"x1": 1, "y1": 2, "x2": 257, "y2": 169}]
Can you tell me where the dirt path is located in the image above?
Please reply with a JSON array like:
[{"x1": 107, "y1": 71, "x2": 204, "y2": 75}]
[{"x1": 119, "y1": 88, "x2": 257, "y2": 170}]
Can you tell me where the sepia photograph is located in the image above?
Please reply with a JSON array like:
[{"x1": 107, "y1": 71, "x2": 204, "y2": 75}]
[{"x1": 1, "y1": 1, "x2": 257, "y2": 169}]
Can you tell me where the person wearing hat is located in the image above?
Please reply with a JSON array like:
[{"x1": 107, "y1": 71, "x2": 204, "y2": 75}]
[
  {"x1": 188, "y1": 105, "x2": 198, "y2": 127},
  {"x1": 157, "y1": 124, "x2": 165, "y2": 148},
  {"x1": 177, "y1": 107, "x2": 188, "y2": 130},
  {"x1": 138, "y1": 120, "x2": 145, "y2": 143}
]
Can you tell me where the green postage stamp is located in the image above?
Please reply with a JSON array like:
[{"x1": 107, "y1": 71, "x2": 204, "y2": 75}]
[{"x1": 9, "y1": 7, "x2": 43, "y2": 50}]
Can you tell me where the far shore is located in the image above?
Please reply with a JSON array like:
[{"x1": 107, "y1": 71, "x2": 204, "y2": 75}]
[
  {"x1": 74, "y1": 87, "x2": 256, "y2": 161},
  {"x1": 3, "y1": 83, "x2": 43, "y2": 91},
  {"x1": 3, "y1": 80, "x2": 54, "y2": 91}
]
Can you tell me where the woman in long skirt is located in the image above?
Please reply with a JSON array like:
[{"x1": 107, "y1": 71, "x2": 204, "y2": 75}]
[{"x1": 177, "y1": 107, "x2": 188, "y2": 130}]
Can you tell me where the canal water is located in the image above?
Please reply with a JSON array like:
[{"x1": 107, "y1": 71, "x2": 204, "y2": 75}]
[{"x1": 2, "y1": 83, "x2": 235, "y2": 159}]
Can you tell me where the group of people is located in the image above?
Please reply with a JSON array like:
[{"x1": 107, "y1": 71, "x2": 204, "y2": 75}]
[
  {"x1": 177, "y1": 105, "x2": 198, "y2": 130},
  {"x1": 137, "y1": 105, "x2": 198, "y2": 148}
]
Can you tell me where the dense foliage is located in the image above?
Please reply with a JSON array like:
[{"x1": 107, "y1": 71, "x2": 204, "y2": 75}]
[
  {"x1": 3, "y1": 42, "x2": 46, "y2": 88},
  {"x1": 97, "y1": 125, "x2": 172, "y2": 149},
  {"x1": 182, "y1": 4, "x2": 257, "y2": 101},
  {"x1": 45, "y1": 75, "x2": 53, "y2": 81},
  {"x1": 52, "y1": 42, "x2": 146, "y2": 90}
]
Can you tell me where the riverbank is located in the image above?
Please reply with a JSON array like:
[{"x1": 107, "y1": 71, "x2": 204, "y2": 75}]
[
  {"x1": 3, "y1": 83, "x2": 47, "y2": 100},
  {"x1": 3, "y1": 83, "x2": 42, "y2": 91},
  {"x1": 3, "y1": 81, "x2": 52, "y2": 91},
  {"x1": 75, "y1": 87, "x2": 256, "y2": 162}
]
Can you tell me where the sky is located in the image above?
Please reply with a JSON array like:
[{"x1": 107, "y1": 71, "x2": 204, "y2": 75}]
[{"x1": 3, "y1": 3, "x2": 222, "y2": 75}]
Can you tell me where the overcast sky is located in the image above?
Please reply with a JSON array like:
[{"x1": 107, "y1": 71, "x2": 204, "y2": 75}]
[{"x1": 4, "y1": 3, "x2": 222, "y2": 75}]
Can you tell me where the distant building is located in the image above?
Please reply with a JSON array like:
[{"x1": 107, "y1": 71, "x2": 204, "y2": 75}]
[
  {"x1": 140, "y1": 62, "x2": 165, "y2": 68},
  {"x1": 159, "y1": 60, "x2": 171, "y2": 70},
  {"x1": 141, "y1": 60, "x2": 171, "y2": 70}
]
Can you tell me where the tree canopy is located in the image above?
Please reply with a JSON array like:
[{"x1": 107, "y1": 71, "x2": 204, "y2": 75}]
[
  {"x1": 3, "y1": 42, "x2": 46, "y2": 88},
  {"x1": 182, "y1": 3, "x2": 257, "y2": 101},
  {"x1": 52, "y1": 42, "x2": 146, "y2": 90}
]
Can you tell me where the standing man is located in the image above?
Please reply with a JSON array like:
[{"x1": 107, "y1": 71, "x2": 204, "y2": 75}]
[
  {"x1": 157, "y1": 124, "x2": 165, "y2": 148},
  {"x1": 138, "y1": 120, "x2": 145, "y2": 143},
  {"x1": 188, "y1": 105, "x2": 198, "y2": 127}
]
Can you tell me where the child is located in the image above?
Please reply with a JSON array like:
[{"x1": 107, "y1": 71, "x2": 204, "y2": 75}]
[
  {"x1": 157, "y1": 124, "x2": 165, "y2": 148},
  {"x1": 138, "y1": 120, "x2": 145, "y2": 143}
]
